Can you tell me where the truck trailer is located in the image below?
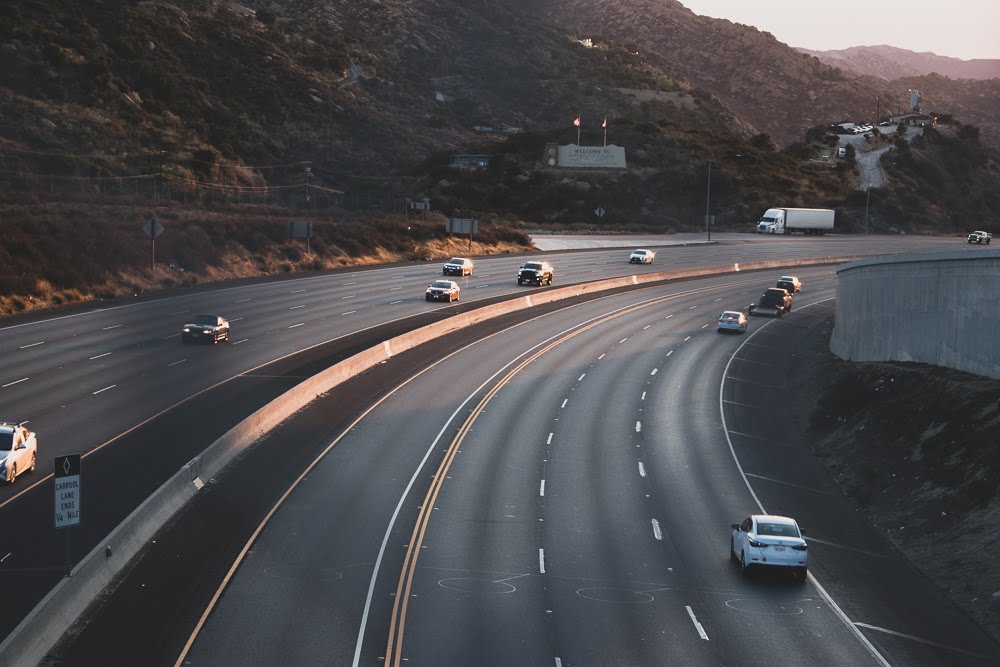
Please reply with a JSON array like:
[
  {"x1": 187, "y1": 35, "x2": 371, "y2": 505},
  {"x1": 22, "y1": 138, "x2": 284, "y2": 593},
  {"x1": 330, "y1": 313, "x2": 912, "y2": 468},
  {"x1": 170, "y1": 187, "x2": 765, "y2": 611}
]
[{"x1": 756, "y1": 208, "x2": 835, "y2": 235}]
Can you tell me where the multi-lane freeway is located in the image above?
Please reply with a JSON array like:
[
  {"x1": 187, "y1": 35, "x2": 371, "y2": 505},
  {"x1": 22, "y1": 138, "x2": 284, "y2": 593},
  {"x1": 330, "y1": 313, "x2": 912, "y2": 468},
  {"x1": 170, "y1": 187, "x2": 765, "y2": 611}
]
[{"x1": 2, "y1": 232, "x2": 996, "y2": 665}]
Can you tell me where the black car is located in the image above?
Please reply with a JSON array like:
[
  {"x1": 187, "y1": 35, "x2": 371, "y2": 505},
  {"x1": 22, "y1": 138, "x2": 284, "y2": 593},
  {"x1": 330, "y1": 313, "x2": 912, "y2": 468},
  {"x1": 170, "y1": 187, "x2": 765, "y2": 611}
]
[
  {"x1": 517, "y1": 261, "x2": 554, "y2": 286},
  {"x1": 182, "y1": 314, "x2": 230, "y2": 344}
]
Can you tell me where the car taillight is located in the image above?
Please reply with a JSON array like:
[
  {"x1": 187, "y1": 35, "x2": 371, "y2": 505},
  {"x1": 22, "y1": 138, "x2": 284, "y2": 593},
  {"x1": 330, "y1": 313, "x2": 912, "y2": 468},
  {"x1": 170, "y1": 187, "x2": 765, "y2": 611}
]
[
  {"x1": 748, "y1": 539, "x2": 765, "y2": 548},
  {"x1": 792, "y1": 544, "x2": 808, "y2": 551}
]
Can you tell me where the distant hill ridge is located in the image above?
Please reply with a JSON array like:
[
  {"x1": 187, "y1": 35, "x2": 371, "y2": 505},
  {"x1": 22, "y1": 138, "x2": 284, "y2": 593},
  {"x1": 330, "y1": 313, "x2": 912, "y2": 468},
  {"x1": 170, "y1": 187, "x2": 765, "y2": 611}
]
[{"x1": 797, "y1": 45, "x2": 1000, "y2": 82}]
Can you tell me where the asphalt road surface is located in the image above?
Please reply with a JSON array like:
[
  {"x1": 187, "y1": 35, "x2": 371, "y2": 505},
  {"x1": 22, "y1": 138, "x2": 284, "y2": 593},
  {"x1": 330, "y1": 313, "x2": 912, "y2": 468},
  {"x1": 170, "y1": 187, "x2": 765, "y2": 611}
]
[{"x1": 47, "y1": 267, "x2": 1000, "y2": 665}]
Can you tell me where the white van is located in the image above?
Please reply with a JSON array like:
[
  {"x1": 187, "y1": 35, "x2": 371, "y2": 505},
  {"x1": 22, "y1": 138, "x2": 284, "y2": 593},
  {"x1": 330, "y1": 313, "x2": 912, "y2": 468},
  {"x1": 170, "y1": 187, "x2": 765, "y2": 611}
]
[{"x1": 836, "y1": 146, "x2": 846, "y2": 158}]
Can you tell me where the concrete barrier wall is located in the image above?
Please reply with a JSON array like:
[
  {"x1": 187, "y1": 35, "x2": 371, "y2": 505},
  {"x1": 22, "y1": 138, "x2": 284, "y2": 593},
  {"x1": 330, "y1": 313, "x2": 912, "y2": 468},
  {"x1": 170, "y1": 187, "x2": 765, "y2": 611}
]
[
  {"x1": 830, "y1": 249, "x2": 1000, "y2": 379},
  {"x1": 0, "y1": 255, "x2": 861, "y2": 666}
]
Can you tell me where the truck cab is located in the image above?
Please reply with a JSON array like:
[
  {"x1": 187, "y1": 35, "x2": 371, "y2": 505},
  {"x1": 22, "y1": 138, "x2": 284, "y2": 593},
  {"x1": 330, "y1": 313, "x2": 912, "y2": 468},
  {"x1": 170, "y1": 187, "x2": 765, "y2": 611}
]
[{"x1": 756, "y1": 209, "x2": 784, "y2": 234}]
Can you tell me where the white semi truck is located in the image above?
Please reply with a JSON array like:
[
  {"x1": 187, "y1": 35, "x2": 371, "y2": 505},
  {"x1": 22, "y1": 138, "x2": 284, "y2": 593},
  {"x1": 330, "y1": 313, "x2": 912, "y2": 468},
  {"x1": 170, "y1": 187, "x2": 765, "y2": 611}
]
[{"x1": 756, "y1": 208, "x2": 835, "y2": 235}]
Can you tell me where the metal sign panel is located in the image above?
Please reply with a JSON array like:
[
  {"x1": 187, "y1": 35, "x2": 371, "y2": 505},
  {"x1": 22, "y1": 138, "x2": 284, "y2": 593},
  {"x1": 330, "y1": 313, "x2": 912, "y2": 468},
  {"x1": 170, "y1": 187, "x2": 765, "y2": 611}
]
[
  {"x1": 289, "y1": 220, "x2": 313, "y2": 239},
  {"x1": 142, "y1": 216, "x2": 164, "y2": 239},
  {"x1": 54, "y1": 454, "x2": 81, "y2": 529},
  {"x1": 446, "y1": 218, "x2": 479, "y2": 235},
  {"x1": 557, "y1": 144, "x2": 627, "y2": 169}
]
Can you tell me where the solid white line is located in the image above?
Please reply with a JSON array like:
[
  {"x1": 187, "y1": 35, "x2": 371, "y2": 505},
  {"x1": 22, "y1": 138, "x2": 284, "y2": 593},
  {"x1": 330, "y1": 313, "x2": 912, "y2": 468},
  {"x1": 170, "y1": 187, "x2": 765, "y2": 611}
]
[
  {"x1": 2, "y1": 378, "x2": 29, "y2": 388},
  {"x1": 19, "y1": 341, "x2": 44, "y2": 349},
  {"x1": 290, "y1": 305, "x2": 305, "y2": 310},
  {"x1": 635, "y1": 421, "x2": 642, "y2": 432},
  {"x1": 389, "y1": 300, "x2": 403, "y2": 305},
  {"x1": 170, "y1": 309, "x2": 189, "y2": 315},
  {"x1": 540, "y1": 480, "x2": 545, "y2": 497},
  {"x1": 650, "y1": 368, "x2": 658, "y2": 376},
  {"x1": 685, "y1": 606, "x2": 709, "y2": 641},
  {"x1": 92, "y1": 384, "x2": 116, "y2": 395},
  {"x1": 163, "y1": 333, "x2": 180, "y2": 340},
  {"x1": 560, "y1": 399, "x2": 568, "y2": 408},
  {"x1": 341, "y1": 311, "x2": 357, "y2": 316},
  {"x1": 651, "y1": 519, "x2": 663, "y2": 541},
  {"x1": 102, "y1": 324, "x2": 122, "y2": 330},
  {"x1": 638, "y1": 462, "x2": 646, "y2": 477},
  {"x1": 229, "y1": 317, "x2": 244, "y2": 323},
  {"x1": 744, "y1": 472, "x2": 835, "y2": 494},
  {"x1": 538, "y1": 549, "x2": 546, "y2": 574},
  {"x1": 288, "y1": 323, "x2": 305, "y2": 329},
  {"x1": 804, "y1": 537, "x2": 889, "y2": 558},
  {"x1": 597, "y1": 353, "x2": 605, "y2": 360},
  {"x1": 232, "y1": 339, "x2": 248, "y2": 345},
  {"x1": 578, "y1": 373, "x2": 586, "y2": 381},
  {"x1": 547, "y1": 433, "x2": 553, "y2": 445},
  {"x1": 719, "y1": 297, "x2": 890, "y2": 667},
  {"x1": 619, "y1": 337, "x2": 628, "y2": 343},
  {"x1": 168, "y1": 359, "x2": 187, "y2": 367}
]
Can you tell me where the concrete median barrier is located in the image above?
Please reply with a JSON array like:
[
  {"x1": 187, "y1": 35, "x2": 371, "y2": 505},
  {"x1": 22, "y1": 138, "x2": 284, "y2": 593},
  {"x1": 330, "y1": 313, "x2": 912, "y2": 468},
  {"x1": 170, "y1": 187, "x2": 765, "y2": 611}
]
[{"x1": 0, "y1": 255, "x2": 862, "y2": 666}]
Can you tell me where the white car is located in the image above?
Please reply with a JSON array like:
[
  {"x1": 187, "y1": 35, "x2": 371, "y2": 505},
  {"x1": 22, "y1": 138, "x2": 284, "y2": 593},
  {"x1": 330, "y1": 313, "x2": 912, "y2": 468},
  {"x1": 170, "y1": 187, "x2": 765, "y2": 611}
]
[
  {"x1": 776, "y1": 275, "x2": 802, "y2": 293},
  {"x1": 0, "y1": 421, "x2": 38, "y2": 484},
  {"x1": 442, "y1": 257, "x2": 474, "y2": 276},
  {"x1": 731, "y1": 514, "x2": 808, "y2": 581},
  {"x1": 425, "y1": 279, "x2": 461, "y2": 302},
  {"x1": 717, "y1": 310, "x2": 748, "y2": 334},
  {"x1": 628, "y1": 249, "x2": 655, "y2": 264}
]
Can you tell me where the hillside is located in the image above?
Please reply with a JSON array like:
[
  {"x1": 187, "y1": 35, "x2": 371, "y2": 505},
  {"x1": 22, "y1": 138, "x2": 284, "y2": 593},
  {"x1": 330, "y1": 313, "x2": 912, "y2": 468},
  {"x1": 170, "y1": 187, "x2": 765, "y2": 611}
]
[
  {"x1": 798, "y1": 45, "x2": 1000, "y2": 82},
  {"x1": 514, "y1": 0, "x2": 1000, "y2": 149}
]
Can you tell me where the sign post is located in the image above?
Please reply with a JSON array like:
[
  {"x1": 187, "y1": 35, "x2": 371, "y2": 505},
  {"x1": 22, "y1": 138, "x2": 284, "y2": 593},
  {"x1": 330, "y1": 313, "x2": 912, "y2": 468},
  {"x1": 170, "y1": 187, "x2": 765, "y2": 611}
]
[
  {"x1": 54, "y1": 454, "x2": 81, "y2": 577},
  {"x1": 142, "y1": 216, "x2": 165, "y2": 269}
]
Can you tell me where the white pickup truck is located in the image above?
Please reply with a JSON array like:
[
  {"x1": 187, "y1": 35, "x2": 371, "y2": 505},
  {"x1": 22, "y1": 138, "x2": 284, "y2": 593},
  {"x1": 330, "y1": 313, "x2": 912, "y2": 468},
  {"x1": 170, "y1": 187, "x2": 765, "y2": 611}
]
[{"x1": 968, "y1": 231, "x2": 992, "y2": 244}]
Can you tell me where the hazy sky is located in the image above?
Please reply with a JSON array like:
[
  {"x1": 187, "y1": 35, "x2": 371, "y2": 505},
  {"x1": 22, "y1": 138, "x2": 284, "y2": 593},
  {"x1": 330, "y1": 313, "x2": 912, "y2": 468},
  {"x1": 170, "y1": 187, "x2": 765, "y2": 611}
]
[{"x1": 678, "y1": 0, "x2": 1000, "y2": 60}]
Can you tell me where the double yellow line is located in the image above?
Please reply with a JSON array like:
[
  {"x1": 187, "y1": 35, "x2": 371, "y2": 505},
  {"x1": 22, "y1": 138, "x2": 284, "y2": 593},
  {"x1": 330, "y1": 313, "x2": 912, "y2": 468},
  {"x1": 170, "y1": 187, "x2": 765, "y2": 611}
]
[{"x1": 381, "y1": 290, "x2": 707, "y2": 665}]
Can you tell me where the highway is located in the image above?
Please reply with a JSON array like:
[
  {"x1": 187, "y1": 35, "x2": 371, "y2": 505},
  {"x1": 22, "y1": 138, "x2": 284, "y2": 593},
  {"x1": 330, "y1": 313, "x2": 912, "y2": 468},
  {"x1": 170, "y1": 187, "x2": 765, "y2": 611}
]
[
  {"x1": 171, "y1": 267, "x2": 996, "y2": 666},
  {"x1": 0, "y1": 232, "x2": 993, "y2": 663}
]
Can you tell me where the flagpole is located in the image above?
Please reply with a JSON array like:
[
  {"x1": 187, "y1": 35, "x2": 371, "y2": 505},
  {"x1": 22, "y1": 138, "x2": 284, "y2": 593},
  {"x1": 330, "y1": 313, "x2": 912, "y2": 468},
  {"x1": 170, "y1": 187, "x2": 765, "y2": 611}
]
[
  {"x1": 577, "y1": 119, "x2": 581, "y2": 145},
  {"x1": 603, "y1": 118, "x2": 607, "y2": 147}
]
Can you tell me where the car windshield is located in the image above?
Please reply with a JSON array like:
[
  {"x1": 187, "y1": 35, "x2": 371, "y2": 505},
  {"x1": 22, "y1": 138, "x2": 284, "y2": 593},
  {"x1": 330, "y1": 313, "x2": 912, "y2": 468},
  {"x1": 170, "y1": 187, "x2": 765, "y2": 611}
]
[
  {"x1": 0, "y1": 430, "x2": 13, "y2": 451},
  {"x1": 757, "y1": 522, "x2": 800, "y2": 538},
  {"x1": 633, "y1": 250, "x2": 647, "y2": 255},
  {"x1": 523, "y1": 263, "x2": 542, "y2": 270},
  {"x1": 447, "y1": 258, "x2": 464, "y2": 264},
  {"x1": 431, "y1": 281, "x2": 452, "y2": 288},
  {"x1": 192, "y1": 315, "x2": 217, "y2": 325},
  {"x1": 780, "y1": 277, "x2": 794, "y2": 282}
]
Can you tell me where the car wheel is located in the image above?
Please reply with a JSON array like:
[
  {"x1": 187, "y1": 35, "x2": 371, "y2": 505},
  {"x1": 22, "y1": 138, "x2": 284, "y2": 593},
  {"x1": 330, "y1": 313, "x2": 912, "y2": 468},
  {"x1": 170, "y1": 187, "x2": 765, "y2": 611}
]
[
  {"x1": 730, "y1": 538, "x2": 739, "y2": 563},
  {"x1": 740, "y1": 551, "x2": 749, "y2": 577},
  {"x1": 517, "y1": 279, "x2": 523, "y2": 285},
  {"x1": 7, "y1": 464, "x2": 15, "y2": 484},
  {"x1": 717, "y1": 328, "x2": 724, "y2": 333},
  {"x1": 29, "y1": 452, "x2": 36, "y2": 473},
  {"x1": 797, "y1": 567, "x2": 808, "y2": 583}
]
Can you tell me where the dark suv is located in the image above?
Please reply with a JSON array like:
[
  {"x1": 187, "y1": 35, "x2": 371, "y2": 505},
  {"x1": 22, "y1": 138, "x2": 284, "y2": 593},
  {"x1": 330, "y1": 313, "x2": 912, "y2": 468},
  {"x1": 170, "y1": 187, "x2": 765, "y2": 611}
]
[{"x1": 517, "y1": 261, "x2": 554, "y2": 286}]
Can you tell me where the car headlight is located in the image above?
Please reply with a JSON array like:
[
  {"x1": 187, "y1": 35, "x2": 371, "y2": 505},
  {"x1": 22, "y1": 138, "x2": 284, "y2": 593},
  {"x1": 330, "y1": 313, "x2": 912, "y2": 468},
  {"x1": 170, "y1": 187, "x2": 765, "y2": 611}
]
[{"x1": 183, "y1": 327, "x2": 191, "y2": 332}]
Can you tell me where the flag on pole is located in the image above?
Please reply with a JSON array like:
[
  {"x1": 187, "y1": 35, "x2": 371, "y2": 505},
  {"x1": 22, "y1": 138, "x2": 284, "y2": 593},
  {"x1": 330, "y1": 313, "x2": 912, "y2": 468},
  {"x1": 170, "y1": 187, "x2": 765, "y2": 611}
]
[
  {"x1": 573, "y1": 116, "x2": 581, "y2": 127},
  {"x1": 602, "y1": 116, "x2": 608, "y2": 146}
]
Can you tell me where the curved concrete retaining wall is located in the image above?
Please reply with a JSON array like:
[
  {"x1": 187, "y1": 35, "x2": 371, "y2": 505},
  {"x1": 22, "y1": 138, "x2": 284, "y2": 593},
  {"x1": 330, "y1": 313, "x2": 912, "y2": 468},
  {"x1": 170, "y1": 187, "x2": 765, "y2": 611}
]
[
  {"x1": 830, "y1": 249, "x2": 1000, "y2": 379},
  {"x1": 0, "y1": 255, "x2": 861, "y2": 666}
]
